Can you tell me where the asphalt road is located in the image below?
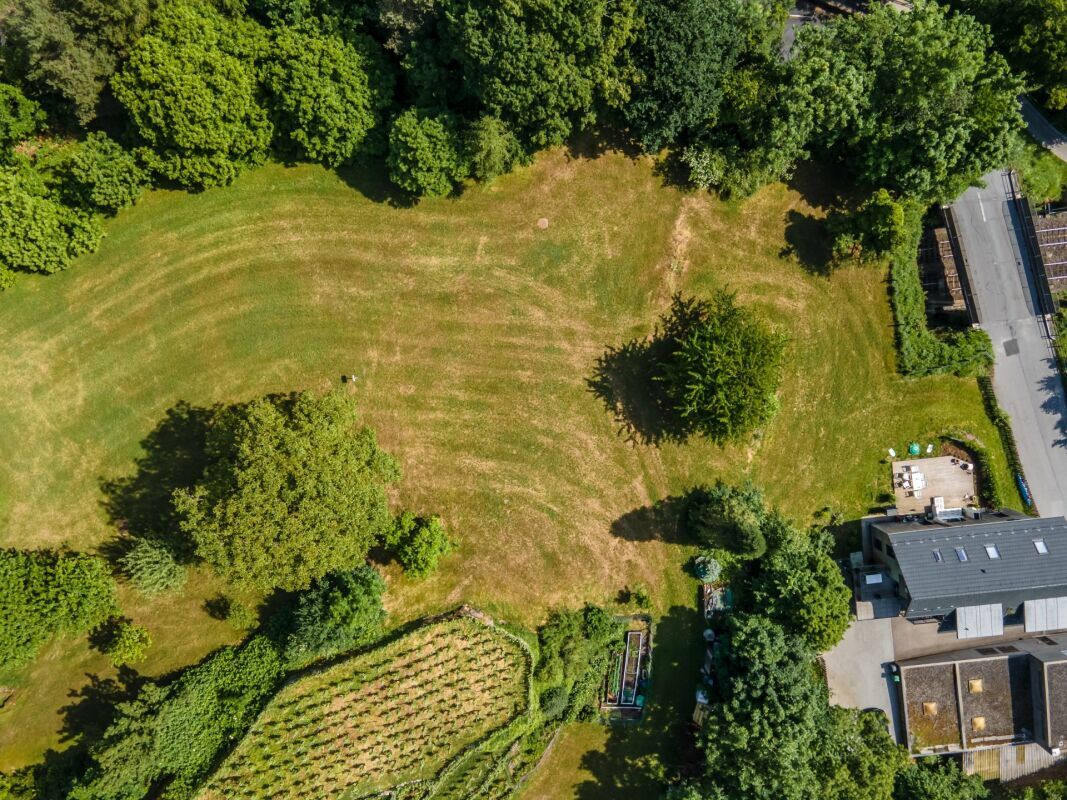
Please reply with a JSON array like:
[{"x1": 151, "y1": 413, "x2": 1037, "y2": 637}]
[
  {"x1": 952, "y1": 171, "x2": 1067, "y2": 518},
  {"x1": 1022, "y1": 97, "x2": 1067, "y2": 164}
]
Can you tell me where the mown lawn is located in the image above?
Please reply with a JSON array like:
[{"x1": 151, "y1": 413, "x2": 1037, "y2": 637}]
[{"x1": 0, "y1": 151, "x2": 1018, "y2": 790}]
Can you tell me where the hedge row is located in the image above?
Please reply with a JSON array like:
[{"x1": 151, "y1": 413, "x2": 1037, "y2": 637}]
[
  {"x1": 976, "y1": 376, "x2": 1035, "y2": 511},
  {"x1": 889, "y1": 203, "x2": 994, "y2": 377}
]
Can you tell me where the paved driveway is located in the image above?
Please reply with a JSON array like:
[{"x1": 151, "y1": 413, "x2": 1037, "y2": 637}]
[
  {"x1": 824, "y1": 619, "x2": 901, "y2": 737},
  {"x1": 951, "y1": 171, "x2": 1067, "y2": 518}
]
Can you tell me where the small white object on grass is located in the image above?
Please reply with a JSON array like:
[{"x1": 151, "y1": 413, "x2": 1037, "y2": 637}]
[
  {"x1": 537, "y1": 218, "x2": 549, "y2": 230},
  {"x1": 888, "y1": 448, "x2": 897, "y2": 458}
]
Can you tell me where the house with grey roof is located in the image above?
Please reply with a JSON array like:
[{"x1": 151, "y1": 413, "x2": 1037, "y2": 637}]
[{"x1": 864, "y1": 513, "x2": 1067, "y2": 638}]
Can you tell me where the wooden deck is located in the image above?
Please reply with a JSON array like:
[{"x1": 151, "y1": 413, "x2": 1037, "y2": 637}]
[{"x1": 891, "y1": 456, "x2": 977, "y2": 516}]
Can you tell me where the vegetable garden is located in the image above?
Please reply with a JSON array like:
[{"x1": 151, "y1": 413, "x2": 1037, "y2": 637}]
[{"x1": 198, "y1": 614, "x2": 533, "y2": 800}]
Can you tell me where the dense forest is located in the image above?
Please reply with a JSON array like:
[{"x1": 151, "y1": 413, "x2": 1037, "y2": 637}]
[{"x1": 2, "y1": 0, "x2": 1059, "y2": 289}]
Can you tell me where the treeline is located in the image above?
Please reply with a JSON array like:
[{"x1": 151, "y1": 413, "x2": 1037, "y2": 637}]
[
  {"x1": 0, "y1": 0, "x2": 1027, "y2": 288},
  {"x1": 671, "y1": 482, "x2": 989, "y2": 800}
]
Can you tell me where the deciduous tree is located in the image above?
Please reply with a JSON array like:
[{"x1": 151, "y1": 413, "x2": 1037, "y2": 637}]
[{"x1": 174, "y1": 391, "x2": 399, "y2": 592}]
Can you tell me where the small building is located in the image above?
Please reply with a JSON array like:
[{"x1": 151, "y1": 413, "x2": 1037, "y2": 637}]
[
  {"x1": 897, "y1": 635, "x2": 1067, "y2": 778},
  {"x1": 918, "y1": 226, "x2": 967, "y2": 312},
  {"x1": 865, "y1": 513, "x2": 1067, "y2": 638},
  {"x1": 1033, "y1": 207, "x2": 1067, "y2": 288}
]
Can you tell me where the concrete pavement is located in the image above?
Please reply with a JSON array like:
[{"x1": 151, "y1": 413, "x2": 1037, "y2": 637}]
[
  {"x1": 1021, "y1": 97, "x2": 1067, "y2": 164},
  {"x1": 823, "y1": 618, "x2": 902, "y2": 738},
  {"x1": 951, "y1": 171, "x2": 1067, "y2": 518}
]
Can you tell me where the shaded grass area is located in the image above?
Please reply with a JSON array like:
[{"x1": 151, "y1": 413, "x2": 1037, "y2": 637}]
[{"x1": 0, "y1": 152, "x2": 1019, "y2": 791}]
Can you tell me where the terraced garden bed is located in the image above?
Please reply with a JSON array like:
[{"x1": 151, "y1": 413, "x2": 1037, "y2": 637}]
[{"x1": 198, "y1": 612, "x2": 533, "y2": 799}]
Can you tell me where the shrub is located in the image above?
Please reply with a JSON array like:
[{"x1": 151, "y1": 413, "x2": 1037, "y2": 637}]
[
  {"x1": 391, "y1": 514, "x2": 453, "y2": 578},
  {"x1": 0, "y1": 83, "x2": 42, "y2": 157},
  {"x1": 283, "y1": 566, "x2": 385, "y2": 667},
  {"x1": 98, "y1": 618, "x2": 153, "y2": 666},
  {"x1": 539, "y1": 685, "x2": 568, "y2": 720},
  {"x1": 0, "y1": 167, "x2": 101, "y2": 288},
  {"x1": 119, "y1": 538, "x2": 186, "y2": 596},
  {"x1": 694, "y1": 552, "x2": 722, "y2": 583},
  {"x1": 685, "y1": 482, "x2": 768, "y2": 559},
  {"x1": 59, "y1": 132, "x2": 148, "y2": 213},
  {"x1": 464, "y1": 116, "x2": 524, "y2": 182},
  {"x1": 387, "y1": 108, "x2": 466, "y2": 197},
  {"x1": 226, "y1": 601, "x2": 258, "y2": 632},
  {"x1": 536, "y1": 605, "x2": 623, "y2": 721},
  {"x1": 0, "y1": 548, "x2": 117, "y2": 669}
]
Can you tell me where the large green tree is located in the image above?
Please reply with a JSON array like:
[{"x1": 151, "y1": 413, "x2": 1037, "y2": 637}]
[
  {"x1": 262, "y1": 27, "x2": 386, "y2": 167},
  {"x1": 435, "y1": 0, "x2": 638, "y2": 148},
  {"x1": 174, "y1": 391, "x2": 399, "y2": 592},
  {"x1": 624, "y1": 0, "x2": 741, "y2": 152},
  {"x1": 658, "y1": 291, "x2": 786, "y2": 443},
  {"x1": 893, "y1": 761, "x2": 988, "y2": 800},
  {"x1": 0, "y1": 0, "x2": 150, "y2": 125},
  {"x1": 751, "y1": 521, "x2": 851, "y2": 652},
  {"x1": 794, "y1": 1, "x2": 1024, "y2": 201},
  {"x1": 0, "y1": 548, "x2": 116, "y2": 669},
  {"x1": 111, "y1": 2, "x2": 272, "y2": 188},
  {"x1": 954, "y1": 0, "x2": 1067, "y2": 111},
  {"x1": 702, "y1": 615, "x2": 825, "y2": 800}
]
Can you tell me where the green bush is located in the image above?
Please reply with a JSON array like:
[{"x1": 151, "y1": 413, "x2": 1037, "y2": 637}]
[
  {"x1": 283, "y1": 565, "x2": 385, "y2": 667},
  {"x1": 464, "y1": 115, "x2": 524, "y2": 182},
  {"x1": 387, "y1": 108, "x2": 466, "y2": 198},
  {"x1": 0, "y1": 83, "x2": 42, "y2": 157},
  {"x1": 0, "y1": 167, "x2": 101, "y2": 289},
  {"x1": 536, "y1": 605, "x2": 623, "y2": 721},
  {"x1": 58, "y1": 132, "x2": 148, "y2": 213},
  {"x1": 539, "y1": 685, "x2": 568, "y2": 720},
  {"x1": 685, "y1": 482, "x2": 768, "y2": 559},
  {"x1": 0, "y1": 548, "x2": 117, "y2": 670},
  {"x1": 98, "y1": 618, "x2": 153, "y2": 666},
  {"x1": 389, "y1": 513, "x2": 453, "y2": 578},
  {"x1": 119, "y1": 538, "x2": 186, "y2": 596}
]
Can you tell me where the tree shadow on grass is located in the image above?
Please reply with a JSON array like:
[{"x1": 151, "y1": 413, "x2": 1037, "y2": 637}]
[
  {"x1": 586, "y1": 296, "x2": 708, "y2": 446},
  {"x1": 99, "y1": 401, "x2": 215, "y2": 565},
  {"x1": 781, "y1": 209, "x2": 835, "y2": 276},
  {"x1": 333, "y1": 159, "x2": 416, "y2": 208},
  {"x1": 574, "y1": 604, "x2": 706, "y2": 798},
  {"x1": 610, "y1": 495, "x2": 690, "y2": 544}
]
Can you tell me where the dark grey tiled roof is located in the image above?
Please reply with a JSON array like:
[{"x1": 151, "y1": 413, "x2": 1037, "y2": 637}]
[{"x1": 881, "y1": 517, "x2": 1067, "y2": 617}]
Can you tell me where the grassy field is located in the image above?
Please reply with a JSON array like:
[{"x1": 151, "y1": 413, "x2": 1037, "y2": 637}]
[
  {"x1": 0, "y1": 150, "x2": 1019, "y2": 791},
  {"x1": 200, "y1": 614, "x2": 530, "y2": 799}
]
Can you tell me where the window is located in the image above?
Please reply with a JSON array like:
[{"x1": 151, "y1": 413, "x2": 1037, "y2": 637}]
[
  {"x1": 1035, "y1": 539, "x2": 1049, "y2": 555},
  {"x1": 923, "y1": 702, "x2": 938, "y2": 717},
  {"x1": 932, "y1": 549, "x2": 943, "y2": 562},
  {"x1": 886, "y1": 545, "x2": 896, "y2": 558},
  {"x1": 972, "y1": 716, "x2": 986, "y2": 733},
  {"x1": 968, "y1": 678, "x2": 983, "y2": 694},
  {"x1": 874, "y1": 539, "x2": 883, "y2": 552},
  {"x1": 985, "y1": 544, "x2": 1001, "y2": 559},
  {"x1": 955, "y1": 547, "x2": 969, "y2": 562}
]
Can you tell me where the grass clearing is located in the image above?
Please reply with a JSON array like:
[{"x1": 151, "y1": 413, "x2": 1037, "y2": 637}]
[
  {"x1": 200, "y1": 614, "x2": 530, "y2": 799},
  {"x1": 0, "y1": 151, "x2": 1019, "y2": 791}
]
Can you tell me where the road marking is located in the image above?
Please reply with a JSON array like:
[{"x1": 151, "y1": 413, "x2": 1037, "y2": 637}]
[{"x1": 977, "y1": 193, "x2": 987, "y2": 222}]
